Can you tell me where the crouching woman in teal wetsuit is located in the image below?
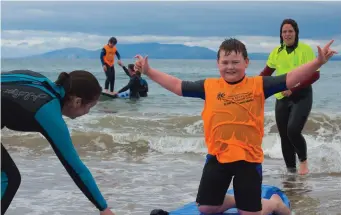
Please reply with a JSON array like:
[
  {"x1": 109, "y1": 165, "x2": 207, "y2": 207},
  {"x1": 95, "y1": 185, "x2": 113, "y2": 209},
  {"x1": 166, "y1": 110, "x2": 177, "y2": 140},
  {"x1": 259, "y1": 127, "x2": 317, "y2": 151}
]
[{"x1": 1, "y1": 70, "x2": 115, "y2": 215}]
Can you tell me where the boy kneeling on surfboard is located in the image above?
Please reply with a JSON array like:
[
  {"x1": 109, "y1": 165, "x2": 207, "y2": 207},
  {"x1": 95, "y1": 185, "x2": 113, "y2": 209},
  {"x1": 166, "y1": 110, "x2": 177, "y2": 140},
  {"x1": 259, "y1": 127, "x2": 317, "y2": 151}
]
[{"x1": 135, "y1": 38, "x2": 336, "y2": 215}]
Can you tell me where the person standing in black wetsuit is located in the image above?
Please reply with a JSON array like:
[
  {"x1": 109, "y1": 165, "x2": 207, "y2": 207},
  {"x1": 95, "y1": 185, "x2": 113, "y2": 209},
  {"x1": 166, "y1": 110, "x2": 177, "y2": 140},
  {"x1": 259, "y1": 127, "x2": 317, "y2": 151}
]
[
  {"x1": 114, "y1": 63, "x2": 143, "y2": 99},
  {"x1": 100, "y1": 37, "x2": 122, "y2": 94},
  {"x1": 259, "y1": 19, "x2": 321, "y2": 175}
]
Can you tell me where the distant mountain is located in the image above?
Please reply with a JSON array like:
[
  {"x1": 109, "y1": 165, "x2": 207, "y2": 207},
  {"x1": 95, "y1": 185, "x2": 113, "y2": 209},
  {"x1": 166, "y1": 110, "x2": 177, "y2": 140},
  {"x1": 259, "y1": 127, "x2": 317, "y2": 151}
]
[
  {"x1": 17, "y1": 42, "x2": 341, "y2": 61},
  {"x1": 331, "y1": 55, "x2": 341, "y2": 61},
  {"x1": 26, "y1": 43, "x2": 217, "y2": 60},
  {"x1": 27, "y1": 47, "x2": 96, "y2": 59}
]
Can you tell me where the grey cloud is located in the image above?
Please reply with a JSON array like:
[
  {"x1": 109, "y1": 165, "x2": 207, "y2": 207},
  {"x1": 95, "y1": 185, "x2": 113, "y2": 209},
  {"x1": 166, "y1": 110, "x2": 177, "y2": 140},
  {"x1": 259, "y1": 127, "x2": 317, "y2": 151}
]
[{"x1": 2, "y1": 1, "x2": 341, "y2": 37}]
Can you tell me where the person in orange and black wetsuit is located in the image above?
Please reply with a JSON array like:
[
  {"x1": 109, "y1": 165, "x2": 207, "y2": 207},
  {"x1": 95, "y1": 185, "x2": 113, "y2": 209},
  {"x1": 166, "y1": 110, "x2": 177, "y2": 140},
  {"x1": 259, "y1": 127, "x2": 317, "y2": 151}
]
[
  {"x1": 100, "y1": 37, "x2": 122, "y2": 94},
  {"x1": 135, "y1": 38, "x2": 337, "y2": 215}
]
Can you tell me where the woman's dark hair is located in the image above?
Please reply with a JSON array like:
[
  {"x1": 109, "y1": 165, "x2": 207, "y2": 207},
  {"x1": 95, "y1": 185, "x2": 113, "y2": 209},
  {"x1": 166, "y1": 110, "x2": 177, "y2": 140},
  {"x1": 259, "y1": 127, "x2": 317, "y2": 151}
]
[
  {"x1": 55, "y1": 70, "x2": 102, "y2": 104},
  {"x1": 278, "y1": 19, "x2": 299, "y2": 53},
  {"x1": 128, "y1": 64, "x2": 135, "y2": 71}
]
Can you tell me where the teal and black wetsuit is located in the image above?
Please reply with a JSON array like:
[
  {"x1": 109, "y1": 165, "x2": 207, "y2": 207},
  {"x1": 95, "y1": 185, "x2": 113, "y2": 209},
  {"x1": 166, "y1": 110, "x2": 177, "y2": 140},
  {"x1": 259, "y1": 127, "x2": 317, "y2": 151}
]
[
  {"x1": 139, "y1": 79, "x2": 148, "y2": 97},
  {"x1": 1, "y1": 70, "x2": 107, "y2": 214},
  {"x1": 117, "y1": 74, "x2": 142, "y2": 99},
  {"x1": 120, "y1": 66, "x2": 148, "y2": 99}
]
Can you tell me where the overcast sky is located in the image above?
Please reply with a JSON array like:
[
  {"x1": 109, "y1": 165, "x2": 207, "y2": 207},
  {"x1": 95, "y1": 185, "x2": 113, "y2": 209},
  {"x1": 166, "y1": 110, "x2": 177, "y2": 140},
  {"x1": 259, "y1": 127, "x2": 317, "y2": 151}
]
[{"x1": 1, "y1": 1, "x2": 341, "y2": 57}]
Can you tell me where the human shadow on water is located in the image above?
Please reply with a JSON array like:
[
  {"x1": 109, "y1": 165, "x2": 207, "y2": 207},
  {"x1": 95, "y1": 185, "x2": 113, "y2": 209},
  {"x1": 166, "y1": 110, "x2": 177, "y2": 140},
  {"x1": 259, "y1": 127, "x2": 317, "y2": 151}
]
[
  {"x1": 96, "y1": 98, "x2": 143, "y2": 114},
  {"x1": 281, "y1": 174, "x2": 320, "y2": 215}
]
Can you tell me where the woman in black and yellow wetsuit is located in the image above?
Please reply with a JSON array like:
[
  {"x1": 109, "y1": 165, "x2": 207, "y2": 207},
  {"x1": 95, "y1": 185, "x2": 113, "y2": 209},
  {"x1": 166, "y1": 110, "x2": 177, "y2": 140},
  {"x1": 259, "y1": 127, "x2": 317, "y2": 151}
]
[
  {"x1": 259, "y1": 19, "x2": 320, "y2": 175},
  {"x1": 1, "y1": 70, "x2": 115, "y2": 215}
]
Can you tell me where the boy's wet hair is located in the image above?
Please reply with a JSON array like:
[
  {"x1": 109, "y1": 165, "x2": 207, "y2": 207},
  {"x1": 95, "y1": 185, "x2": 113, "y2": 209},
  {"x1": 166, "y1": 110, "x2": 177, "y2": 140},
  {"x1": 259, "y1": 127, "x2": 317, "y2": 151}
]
[
  {"x1": 55, "y1": 70, "x2": 102, "y2": 104},
  {"x1": 217, "y1": 38, "x2": 248, "y2": 60},
  {"x1": 108, "y1": 37, "x2": 117, "y2": 45}
]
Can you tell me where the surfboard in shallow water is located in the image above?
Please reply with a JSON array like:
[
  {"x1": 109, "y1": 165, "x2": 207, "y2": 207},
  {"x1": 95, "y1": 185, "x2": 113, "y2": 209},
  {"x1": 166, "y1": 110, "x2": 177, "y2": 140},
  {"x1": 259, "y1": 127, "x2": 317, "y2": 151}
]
[
  {"x1": 99, "y1": 91, "x2": 129, "y2": 101},
  {"x1": 166, "y1": 185, "x2": 290, "y2": 215}
]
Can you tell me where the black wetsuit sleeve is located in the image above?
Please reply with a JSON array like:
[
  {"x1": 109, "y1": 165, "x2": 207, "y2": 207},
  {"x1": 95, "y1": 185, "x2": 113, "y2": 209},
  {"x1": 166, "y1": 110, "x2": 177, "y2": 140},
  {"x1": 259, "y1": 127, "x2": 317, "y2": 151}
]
[
  {"x1": 181, "y1": 79, "x2": 206, "y2": 100},
  {"x1": 263, "y1": 74, "x2": 288, "y2": 99},
  {"x1": 118, "y1": 78, "x2": 134, "y2": 93},
  {"x1": 122, "y1": 66, "x2": 131, "y2": 77},
  {"x1": 115, "y1": 51, "x2": 121, "y2": 60},
  {"x1": 34, "y1": 99, "x2": 107, "y2": 211},
  {"x1": 100, "y1": 48, "x2": 106, "y2": 66}
]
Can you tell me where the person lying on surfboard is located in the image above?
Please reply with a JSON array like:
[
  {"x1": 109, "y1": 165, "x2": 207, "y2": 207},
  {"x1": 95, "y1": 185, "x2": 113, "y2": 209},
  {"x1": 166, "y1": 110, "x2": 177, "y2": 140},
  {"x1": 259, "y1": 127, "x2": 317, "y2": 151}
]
[{"x1": 134, "y1": 38, "x2": 337, "y2": 215}]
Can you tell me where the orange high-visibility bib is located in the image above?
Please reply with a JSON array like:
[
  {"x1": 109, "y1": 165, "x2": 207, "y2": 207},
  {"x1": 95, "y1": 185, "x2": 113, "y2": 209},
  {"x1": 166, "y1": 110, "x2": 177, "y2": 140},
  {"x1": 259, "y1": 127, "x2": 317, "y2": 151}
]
[
  {"x1": 103, "y1": 44, "x2": 117, "y2": 66},
  {"x1": 202, "y1": 76, "x2": 265, "y2": 163}
]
